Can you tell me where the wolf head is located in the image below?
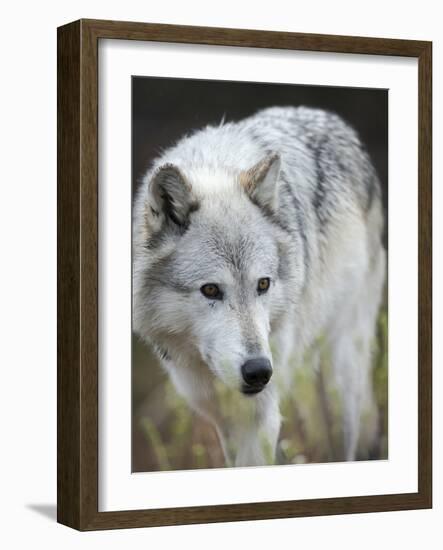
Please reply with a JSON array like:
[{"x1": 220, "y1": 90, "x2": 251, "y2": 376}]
[{"x1": 133, "y1": 153, "x2": 302, "y2": 395}]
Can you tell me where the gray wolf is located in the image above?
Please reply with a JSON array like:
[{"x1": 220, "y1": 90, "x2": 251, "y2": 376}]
[{"x1": 133, "y1": 106, "x2": 386, "y2": 467}]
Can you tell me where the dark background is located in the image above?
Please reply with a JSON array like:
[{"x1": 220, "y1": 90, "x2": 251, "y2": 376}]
[{"x1": 132, "y1": 77, "x2": 389, "y2": 472}]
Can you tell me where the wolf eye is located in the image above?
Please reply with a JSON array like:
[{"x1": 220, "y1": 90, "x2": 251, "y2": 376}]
[
  {"x1": 200, "y1": 283, "x2": 222, "y2": 300},
  {"x1": 257, "y1": 277, "x2": 270, "y2": 294}
]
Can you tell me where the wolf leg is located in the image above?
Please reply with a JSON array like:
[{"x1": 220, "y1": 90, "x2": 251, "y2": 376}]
[
  {"x1": 161, "y1": 358, "x2": 233, "y2": 465},
  {"x1": 233, "y1": 385, "x2": 281, "y2": 467},
  {"x1": 329, "y1": 247, "x2": 385, "y2": 461},
  {"x1": 332, "y1": 336, "x2": 365, "y2": 461}
]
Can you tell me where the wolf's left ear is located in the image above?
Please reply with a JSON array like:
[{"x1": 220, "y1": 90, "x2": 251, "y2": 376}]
[{"x1": 240, "y1": 153, "x2": 281, "y2": 213}]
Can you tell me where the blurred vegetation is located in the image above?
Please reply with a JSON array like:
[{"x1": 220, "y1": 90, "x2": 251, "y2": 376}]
[{"x1": 132, "y1": 299, "x2": 388, "y2": 472}]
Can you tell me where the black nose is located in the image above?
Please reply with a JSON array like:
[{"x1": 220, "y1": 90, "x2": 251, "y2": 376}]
[{"x1": 241, "y1": 358, "x2": 273, "y2": 391}]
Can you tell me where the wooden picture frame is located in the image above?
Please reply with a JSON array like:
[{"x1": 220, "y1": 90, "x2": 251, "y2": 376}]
[{"x1": 57, "y1": 19, "x2": 432, "y2": 530}]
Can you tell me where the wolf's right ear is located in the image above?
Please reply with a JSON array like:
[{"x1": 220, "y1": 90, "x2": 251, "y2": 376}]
[{"x1": 145, "y1": 164, "x2": 196, "y2": 231}]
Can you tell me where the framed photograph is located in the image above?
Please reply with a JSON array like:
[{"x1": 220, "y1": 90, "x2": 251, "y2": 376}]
[{"x1": 57, "y1": 19, "x2": 432, "y2": 530}]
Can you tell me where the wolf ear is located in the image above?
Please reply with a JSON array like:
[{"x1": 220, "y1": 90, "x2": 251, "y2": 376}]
[
  {"x1": 240, "y1": 153, "x2": 281, "y2": 213},
  {"x1": 147, "y1": 164, "x2": 196, "y2": 230}
]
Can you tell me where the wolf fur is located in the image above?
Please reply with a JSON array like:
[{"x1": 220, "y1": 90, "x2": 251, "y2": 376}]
[{"x1": 133, "y1": 106, "x2": 386, "y2": 467}]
